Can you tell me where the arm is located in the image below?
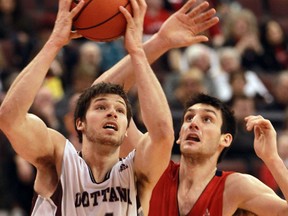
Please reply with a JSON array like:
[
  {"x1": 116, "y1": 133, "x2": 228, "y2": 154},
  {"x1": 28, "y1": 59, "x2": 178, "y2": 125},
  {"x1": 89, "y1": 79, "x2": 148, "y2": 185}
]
[
  {"x1": 96, "y1": 0, "x2": 219, "y2": 155},
  {"x1": 225, "y1": 173, "x2": 287, "y2": 215},
  {"x1": 120, "y1": 0, "x2": 173, "y2": 183},
  {"x1": 240, "y1": 115, "x2": 288, "y2": 215},
  {"x1": 95, "y1": 0, "x2": 219, "y2": 91},
  {"x1": 0, "y1": 0, "x2": 84, "y2": 169},
  {"x1": 118, "y1": 1, "x2": 174, "y2": 214}
]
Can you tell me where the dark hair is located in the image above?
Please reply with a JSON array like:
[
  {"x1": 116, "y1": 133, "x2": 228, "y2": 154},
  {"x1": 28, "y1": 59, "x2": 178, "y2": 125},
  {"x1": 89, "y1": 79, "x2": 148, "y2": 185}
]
[
  {"x1": 74, "y1": 82, "x2": 132, "y2": 143},
  {"x1": 183, "y1": 93, "x2": 237, "y2": 163}
]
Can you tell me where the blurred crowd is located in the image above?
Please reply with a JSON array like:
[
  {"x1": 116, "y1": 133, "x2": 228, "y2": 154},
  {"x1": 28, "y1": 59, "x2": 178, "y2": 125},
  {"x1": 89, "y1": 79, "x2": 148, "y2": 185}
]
[{"x1": 0, "y1": 0, "x2": 288, "y2": 215}]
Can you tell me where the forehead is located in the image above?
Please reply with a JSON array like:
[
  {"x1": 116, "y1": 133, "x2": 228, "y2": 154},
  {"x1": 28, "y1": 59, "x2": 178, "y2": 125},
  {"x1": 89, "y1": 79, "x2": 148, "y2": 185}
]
[
  {"x1": 186, "y1": 103, "x2": 221, "y2": 118},
  {"x1": 92, "y1": 94, "x2": 126, "y2": 106}
]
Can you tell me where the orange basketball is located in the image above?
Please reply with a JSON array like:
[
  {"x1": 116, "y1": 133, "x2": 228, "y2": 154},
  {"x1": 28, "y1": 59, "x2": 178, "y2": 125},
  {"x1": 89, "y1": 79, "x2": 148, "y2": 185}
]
[{"x1": 71, "y1": 0, "x2": 132, "y2": 42}]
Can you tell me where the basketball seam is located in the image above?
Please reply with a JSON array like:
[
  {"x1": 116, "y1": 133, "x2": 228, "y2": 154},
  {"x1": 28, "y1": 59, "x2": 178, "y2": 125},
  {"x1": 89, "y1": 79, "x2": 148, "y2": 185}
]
[
  {"x1": 73, "y1": 0, "x2": 93, "y2": 21},
  {"x1": 74, "y1": 1, "x2": 130, "y2": 30}
]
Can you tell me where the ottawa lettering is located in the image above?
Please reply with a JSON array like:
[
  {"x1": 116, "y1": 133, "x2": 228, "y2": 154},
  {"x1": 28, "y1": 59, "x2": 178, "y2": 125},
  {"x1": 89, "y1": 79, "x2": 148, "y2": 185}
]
[{"x1": 75, "y1": 186, "x2": 132, "y2": 207}]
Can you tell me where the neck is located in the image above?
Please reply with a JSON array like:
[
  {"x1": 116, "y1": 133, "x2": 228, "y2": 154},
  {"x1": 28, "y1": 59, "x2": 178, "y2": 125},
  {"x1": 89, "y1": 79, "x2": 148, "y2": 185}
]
[
  {"x1": 179, "y1": 155, "x2": 217, "y2": 186},
  {"x1": 81, "y1": 143, "x2": 120, "y2": 182},
  {"x1": 177, "y1": 157, "x2": 217, "y2": 216}
]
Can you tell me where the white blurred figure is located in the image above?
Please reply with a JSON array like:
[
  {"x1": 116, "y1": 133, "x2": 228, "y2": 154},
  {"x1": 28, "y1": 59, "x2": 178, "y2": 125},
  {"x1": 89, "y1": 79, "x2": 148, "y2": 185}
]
[
  {"x1": 215, "y1": 46, "x2": 272, "y2": 104},
  {"x1": 181, "y1": 43, "x2": 220, "y2": 97}
]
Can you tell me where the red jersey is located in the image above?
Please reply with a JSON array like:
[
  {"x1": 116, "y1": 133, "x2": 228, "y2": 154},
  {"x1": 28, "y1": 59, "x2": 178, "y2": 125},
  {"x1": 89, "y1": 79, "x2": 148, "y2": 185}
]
[{"x1": 149, "y1": 160, "x2": 233, "y2": 216}]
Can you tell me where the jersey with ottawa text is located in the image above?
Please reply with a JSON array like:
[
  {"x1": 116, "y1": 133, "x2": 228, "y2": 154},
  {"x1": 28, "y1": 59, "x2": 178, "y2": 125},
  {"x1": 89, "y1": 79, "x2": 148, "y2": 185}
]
[{"x1": 31, "y1": 140, "x2": 143, "y2": 216}]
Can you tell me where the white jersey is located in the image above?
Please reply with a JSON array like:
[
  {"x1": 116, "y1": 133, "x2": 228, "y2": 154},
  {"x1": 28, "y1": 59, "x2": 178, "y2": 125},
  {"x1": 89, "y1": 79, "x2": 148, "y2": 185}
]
[{"x1": 31, "y1": 140, "x2": 143, "y2": 216}]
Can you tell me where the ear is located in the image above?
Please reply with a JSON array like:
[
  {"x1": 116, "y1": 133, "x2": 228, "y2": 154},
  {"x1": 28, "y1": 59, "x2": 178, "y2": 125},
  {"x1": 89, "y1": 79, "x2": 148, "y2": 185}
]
[
  {"x1": 220, "y1": 133, "x2": 233, "y2": 148},
  {"x1": 75, "y1": 118, "x2": 84, "y2": 131},
  {"x1": 176, "y1": 132, "x2": 182, "y2": 145}
]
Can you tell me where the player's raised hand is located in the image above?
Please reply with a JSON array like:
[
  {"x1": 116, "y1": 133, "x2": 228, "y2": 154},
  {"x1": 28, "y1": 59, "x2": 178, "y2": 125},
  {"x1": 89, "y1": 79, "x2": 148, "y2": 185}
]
[
  {"x1": 245, "y1": 115, "x2": 278, "y2": 162},
  {"x1": 120, "y1": 0, "x2": 147, "y2": 54},
  {"x1": 50, "y1": 0, "x2": 85, "y2": 46},
  {"x1": 156, "y1": 0, "x2": 219, "y2": 50}
]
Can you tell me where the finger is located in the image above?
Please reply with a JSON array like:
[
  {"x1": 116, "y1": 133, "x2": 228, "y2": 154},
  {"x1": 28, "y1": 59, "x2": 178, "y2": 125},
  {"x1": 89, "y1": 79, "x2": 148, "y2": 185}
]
[
  {"x1": 129, "y1": 0, "x2": 140, "y2": 18},
  {"x1": 187, "y1": 1, "x2": 210, "y2": 18},
  {"x1": 179, "y1": 0, "x2": 197, "y2": 14},
  {"x1": 190, "y1": 35, "x2": 209, "y2": 43},
  {"x1": 254, "y1": 119, "x2": 275, "y2": 137},
  {"x1": 119, "y1": 6, "x2": 133, "y2": 24},
  {"x1": 138, "y1": 0, "x2": 147, "y2": 17},
  {"x1": 254, "y1": 125, "x2": 264, "y2": 139},
  {"x1": 70, "y1": 0, "x2": 85, "y2": 17},
  {"x1": 245, "y1": 115, "x2": 263, "y2": 122},
  {"x1": 246, "y1": 115, "x2": 268, "y2": 131},
  {"x1": 245, "y1": 115, "x2": 260, "y2": 131},
  {"x1": 70, "y1": 31, "x2": 83, "y2": 39},
  {"x1": 244, "y1": 115, "x2": 253, "y2": 122},
  {"x1": 195, "y1": 17, "x2": 219, "y2": 33},
  {"x1": 138, "y1": 0, "x2": 147, "y2": 10},
  {"x1": 193, "y1": 8, "x2": 217, "y2": 24}
]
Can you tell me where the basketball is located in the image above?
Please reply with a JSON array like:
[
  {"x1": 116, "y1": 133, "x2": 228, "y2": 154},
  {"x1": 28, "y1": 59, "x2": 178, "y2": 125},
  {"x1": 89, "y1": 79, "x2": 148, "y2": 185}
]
[{"x1": 71, "y1": 0, "x2": 132, "y2": 42}]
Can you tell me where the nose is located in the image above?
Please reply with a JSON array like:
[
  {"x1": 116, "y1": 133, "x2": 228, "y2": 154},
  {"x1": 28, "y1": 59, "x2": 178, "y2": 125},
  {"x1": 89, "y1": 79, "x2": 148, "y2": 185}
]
[
  {"x1": 107, "y1": 108, "x2": 118, "y2": 119},
  {"x1": 189, "y1": 116, "x2": 199, "y2": 130}
]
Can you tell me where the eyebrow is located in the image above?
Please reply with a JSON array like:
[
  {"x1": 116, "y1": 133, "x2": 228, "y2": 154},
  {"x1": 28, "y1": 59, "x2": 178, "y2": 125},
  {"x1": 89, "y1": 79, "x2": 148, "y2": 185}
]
[
  {"x1": 93, "y1": 97, "x2": 126, "y2": 107},
  {"x1": 187, "y1": 107, "x2": 218, "y2": 117}
]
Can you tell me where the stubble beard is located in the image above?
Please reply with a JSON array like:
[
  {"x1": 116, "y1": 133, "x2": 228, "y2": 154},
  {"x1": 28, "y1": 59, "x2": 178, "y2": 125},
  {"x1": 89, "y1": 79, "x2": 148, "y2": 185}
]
[
  {"x1": 181, "y1": 145, "x2": 215, "y2": 165},
  {"x1": 86, "y1": 128, "x2": 124, "y2": 147}
]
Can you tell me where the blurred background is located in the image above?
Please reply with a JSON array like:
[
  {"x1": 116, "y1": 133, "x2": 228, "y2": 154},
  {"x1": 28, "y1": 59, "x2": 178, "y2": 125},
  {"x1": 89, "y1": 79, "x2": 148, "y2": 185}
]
[{"x1": 0, "y1": 0, "x2": 288, "y2": 215}]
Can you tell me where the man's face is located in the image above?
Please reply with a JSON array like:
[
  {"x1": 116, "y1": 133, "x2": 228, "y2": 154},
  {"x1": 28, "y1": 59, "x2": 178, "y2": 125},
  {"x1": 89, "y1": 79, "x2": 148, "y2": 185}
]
[
  {"x1": 78, "y1": 94, "x2": 128, "y2": 147},
  {"x1": 178, "y1": 104, "x2": 224, "y2": 159}
]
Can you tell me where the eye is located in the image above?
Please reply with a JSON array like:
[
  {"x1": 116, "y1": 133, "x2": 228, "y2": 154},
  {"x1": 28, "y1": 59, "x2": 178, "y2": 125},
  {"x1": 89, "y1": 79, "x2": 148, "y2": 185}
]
[
  {"x1": 203, "y1": 116, "x2": 212, "y2": 123},
  {"x1": 116, "y1": 108, "x2": 125, "y2": 114},
  {"x1": 185, "y1": 114, "x2": 194, "y2": 122},
  {"x1": 96, "y1": 105, "x2": 106, "y2": 110}
]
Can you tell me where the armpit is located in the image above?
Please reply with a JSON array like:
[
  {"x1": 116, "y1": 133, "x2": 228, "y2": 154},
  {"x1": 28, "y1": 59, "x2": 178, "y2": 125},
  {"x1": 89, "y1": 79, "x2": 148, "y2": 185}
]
[{"x1": 233, "y1": 209, "x2": 257, "y2": 216}]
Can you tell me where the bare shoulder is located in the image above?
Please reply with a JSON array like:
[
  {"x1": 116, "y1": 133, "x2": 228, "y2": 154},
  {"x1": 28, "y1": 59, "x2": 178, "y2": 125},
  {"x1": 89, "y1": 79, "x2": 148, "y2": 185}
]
[
  {"x1": 226, "y1": 173, "x2": 263, "y2": 186},
  {"x1": 225, "y1": 172, "x2": 274, "y2": 196},
  {"x1": 223, "y1": 173, "x2": 258, "y2": 210}
]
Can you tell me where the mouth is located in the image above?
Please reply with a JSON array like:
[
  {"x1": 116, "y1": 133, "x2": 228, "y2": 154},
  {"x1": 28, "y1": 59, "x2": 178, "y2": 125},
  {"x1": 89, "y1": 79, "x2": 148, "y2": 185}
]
[
  {"x1": 186, "y1": 134, "x2": 200, "y2": 142},
  {"x1": 103, "y1": 122, "x2": 118, "y2": 131}
]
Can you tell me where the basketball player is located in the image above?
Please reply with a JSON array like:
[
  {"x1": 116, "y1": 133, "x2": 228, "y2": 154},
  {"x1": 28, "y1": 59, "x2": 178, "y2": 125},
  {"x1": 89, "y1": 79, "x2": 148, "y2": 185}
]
[
  {"x1": 110, "y1": 93, "x2": 288, "y2": 215},
  {"x1": 147, "y1": 94, "x2": 288, "y2": 215},
  {"x1": 0, "y1": 0, "x2": 174, "y2": 215}
]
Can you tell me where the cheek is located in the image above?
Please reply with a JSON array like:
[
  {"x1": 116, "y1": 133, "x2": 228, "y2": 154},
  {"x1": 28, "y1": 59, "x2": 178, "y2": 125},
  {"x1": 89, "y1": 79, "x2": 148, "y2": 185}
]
[
  {"x1": 201, "y1": 125, "x2": 220, "y2": 139},
  {"x1": 120, "y1": 116, "x2": 129, "y2": 129},
  {"x1": 86, "y1": 114, "x2": 96, "y2": 124},
  {"x1": 207, "y1": 128, "x2": 222, "y2": 144},
  {"x1": 179, "y1": 124, "x2": 189, "y2": 136},
  {"x1": 178, "y1": 124, "x2": 190, "y2": 140},
  {"x1": 181, "y1": 124, "x2": 190, "y2": 130}
]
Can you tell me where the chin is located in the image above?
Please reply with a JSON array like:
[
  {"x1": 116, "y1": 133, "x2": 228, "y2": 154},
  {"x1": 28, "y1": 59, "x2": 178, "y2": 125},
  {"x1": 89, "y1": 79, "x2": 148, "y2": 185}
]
[{"x1": 180, "y1": 148, "x2": 196, "y2": 156}]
